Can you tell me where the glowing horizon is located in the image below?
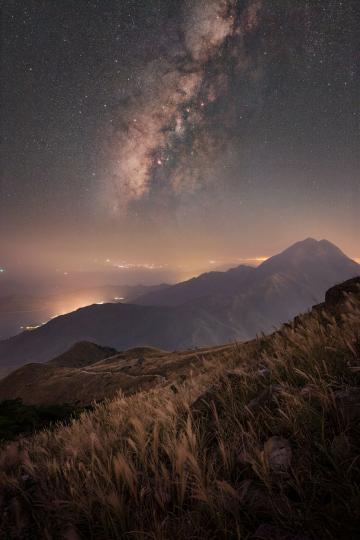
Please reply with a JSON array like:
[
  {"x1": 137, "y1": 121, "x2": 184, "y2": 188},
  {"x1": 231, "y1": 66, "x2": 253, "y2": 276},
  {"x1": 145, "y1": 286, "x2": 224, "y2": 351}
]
[{"x1": 1, "y1": 0, "x2": 358, "y2": 303}]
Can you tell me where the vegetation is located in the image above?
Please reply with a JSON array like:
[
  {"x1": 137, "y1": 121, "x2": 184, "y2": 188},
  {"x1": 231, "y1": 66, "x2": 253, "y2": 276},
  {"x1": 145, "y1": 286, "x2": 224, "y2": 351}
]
[
  {"x1": 0, "y1": 399, "x2": 90, "y2": 442},
  {"x1": 0, "y1": 284, "x2": 359, "y2": 539}
]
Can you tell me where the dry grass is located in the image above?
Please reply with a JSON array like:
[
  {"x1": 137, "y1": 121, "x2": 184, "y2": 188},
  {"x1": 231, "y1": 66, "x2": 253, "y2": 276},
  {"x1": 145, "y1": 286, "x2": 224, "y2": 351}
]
[
  {"x1": 0, "y1": 345, "x2": 234, "y2": 406},
  {"x1": 0, "y1": 290, "x2": 359, "y2": 539}
]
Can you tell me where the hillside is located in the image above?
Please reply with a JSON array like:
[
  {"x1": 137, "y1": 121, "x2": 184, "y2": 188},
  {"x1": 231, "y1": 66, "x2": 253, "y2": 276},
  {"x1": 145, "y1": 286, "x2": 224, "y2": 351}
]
[
  {"x1": 138, "y1": 239, "x2": 359, "y2": 306},
  {"x1": 0, "y1": 278, "x2": 359, "y2": 539},
  {"x1": 0, "y1": 304, "x2": 238, "y2": 377},
  {"x1": 0, "y1": 343, "x2": 233, "y2": 406},
  {"x1": 0, "y1": 344, "x2": 235, "y2": 406},
  {"x1": 0, "y1": 238, "x2": 358, "y2": 376},
  {"x1": 47, "y1": 341, "x2": 118, "y2": 368},
  {"x1": 135, "y1": 264, "x2": 255, "y2": 306},
  {"x1": 1, "y1": 278, "x2": 359, "y2": 409},
  {"x1": 138, "y1": 238, "x2": 360, "y2": 337}
]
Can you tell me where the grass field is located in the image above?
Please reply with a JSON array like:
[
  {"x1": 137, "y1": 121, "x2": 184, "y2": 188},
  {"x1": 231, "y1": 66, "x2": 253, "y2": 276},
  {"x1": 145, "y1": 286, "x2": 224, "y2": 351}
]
[{"x1": 0, "y1": 280, "x2": 359, "y2": 539}]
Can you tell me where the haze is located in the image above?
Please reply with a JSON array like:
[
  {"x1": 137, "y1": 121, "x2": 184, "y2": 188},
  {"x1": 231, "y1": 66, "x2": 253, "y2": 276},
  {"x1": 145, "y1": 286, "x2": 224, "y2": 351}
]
[{"x1": 1, "y1": 0, "x2": 359, "y2": 296}]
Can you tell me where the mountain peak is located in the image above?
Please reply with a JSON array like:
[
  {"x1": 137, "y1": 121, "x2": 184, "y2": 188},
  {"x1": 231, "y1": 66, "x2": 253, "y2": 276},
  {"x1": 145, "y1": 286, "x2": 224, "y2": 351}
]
[
  {"x1": 264, "y1": 238, "x2": 353, "y2": 261},
  {"x1": 293, "y1": 237, "x2": 345, "y2": 252},
  {"x1": 318, "y1": 238, "x2": 344, "y2": 251},
  {"x1": 256, "y1": 238, "x2": 359, "y2": 280},
  {"x1": 301, "y1": 237, "x2": 318, "y2": 244},
  {"x1": 48, "y1": 341, "x2": 117, "y2": 368},
  {"x1": 287, "y1": 237, "x2": 337, "y2": 251}
]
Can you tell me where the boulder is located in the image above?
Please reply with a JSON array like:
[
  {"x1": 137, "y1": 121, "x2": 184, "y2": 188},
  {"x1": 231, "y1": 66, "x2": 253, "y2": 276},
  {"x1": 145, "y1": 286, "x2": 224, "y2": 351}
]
[
  {"x1": 263, "y1": 436, "x2": 292, "y2": 472},
  {"x1": 324, "y1": 277, "x2": 360, "y2": 309}
]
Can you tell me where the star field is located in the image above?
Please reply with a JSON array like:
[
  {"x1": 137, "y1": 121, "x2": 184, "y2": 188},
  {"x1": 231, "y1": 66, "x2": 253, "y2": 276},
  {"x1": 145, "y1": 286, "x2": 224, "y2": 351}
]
[{"x1": 0, "y1": 0, "x2": 359, "y2": 278}]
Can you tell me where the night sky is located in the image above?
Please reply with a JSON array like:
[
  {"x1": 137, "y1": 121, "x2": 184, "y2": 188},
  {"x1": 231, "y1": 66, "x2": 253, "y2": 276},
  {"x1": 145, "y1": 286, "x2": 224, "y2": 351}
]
[{"x1": 1, "y1": 0, "x2": 359, "y2": 287}]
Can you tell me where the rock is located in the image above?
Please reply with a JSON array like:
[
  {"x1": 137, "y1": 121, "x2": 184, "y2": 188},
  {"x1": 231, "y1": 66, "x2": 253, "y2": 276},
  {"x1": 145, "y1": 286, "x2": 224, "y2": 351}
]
[
  {"x1": 264, "y1": 436, "x2": 292, "y2": 472},
  {"x1": 325, "y1": 277, "x2": 360, "y2": 309}
]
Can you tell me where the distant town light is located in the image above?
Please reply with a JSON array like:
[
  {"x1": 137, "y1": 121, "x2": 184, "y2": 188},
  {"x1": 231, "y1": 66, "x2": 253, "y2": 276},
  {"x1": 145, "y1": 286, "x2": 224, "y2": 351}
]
[{"x1": 24, "y1": 324, "x2": 42, "y2": 331}]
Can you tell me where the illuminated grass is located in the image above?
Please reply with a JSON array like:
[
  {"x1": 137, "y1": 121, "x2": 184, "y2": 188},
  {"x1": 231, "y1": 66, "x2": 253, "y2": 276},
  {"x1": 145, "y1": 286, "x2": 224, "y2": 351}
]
[{"x1": 0, "y1": 286, "x2": 359, "y2": 539}]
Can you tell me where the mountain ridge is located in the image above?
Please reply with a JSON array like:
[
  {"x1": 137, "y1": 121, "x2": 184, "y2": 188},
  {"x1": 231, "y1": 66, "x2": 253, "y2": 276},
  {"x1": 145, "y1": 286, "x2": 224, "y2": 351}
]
[
  {"x1": 0, "y1": 283, "x2": 171, "y2": 341},
  {"x1": 0, "y1": 238, "x2": 358, "y2": 376},
  {"x1": 0, "y1": 276, "x2": 358, "y2": 408}
]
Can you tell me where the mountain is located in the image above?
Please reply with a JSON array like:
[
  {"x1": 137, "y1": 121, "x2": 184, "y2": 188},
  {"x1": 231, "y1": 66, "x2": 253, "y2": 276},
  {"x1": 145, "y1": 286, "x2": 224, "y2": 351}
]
[
  {"x1": 1, "y1": 278, "x2": 359, "y2": 539},
  {"x1": 207, "y1": 239, "x2": 359, "y2": 331},
  {"x1": 135, "y1": 265, "x2": 254, "y2": 306},
  {"x1": 137, "y1": 238, "x2": 360, "y2": 335},
  {"x1": 4, "y1": 277, "x2": 358, "y2": 407},
  {"x1": 47, "y1": 341, "x2": 118, "y2": 368},
  {"x1": 255, "y1": 238, "x2": 358, "y2": 286},
  {"x1": 0, "y1": 239, "x2": 358, "y2": 376},
  {"x1": 0, "y1": 283, "x2": 170, "y2": 340},
  {"x1": 0, "y1": 346, "x2": 167, "y2": 406},
  {"x1": 0, "y1": 343, "x2": 231, "y2": 406},
  {"x1": 0, "y1": 303, "x2": 238, "y2": 377},
  {"x1": 139, "y1": 238, "x2": 359, "y2": 308}
]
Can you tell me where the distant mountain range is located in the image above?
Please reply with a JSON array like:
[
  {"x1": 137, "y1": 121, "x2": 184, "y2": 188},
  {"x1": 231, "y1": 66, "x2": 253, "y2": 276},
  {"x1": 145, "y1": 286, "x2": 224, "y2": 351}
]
[
  {"x1": 135, "y1": 265, "x2": 254, "y2": 306},
  {"x1": 0, "y1": 283, "x2": 169, "y2": 340},
  {"x1": 0, "y1": 238, "x2": 359, "y2": 377},
  {"x1": 1, "y1": 276, "x2": 359, "y2": 407},
  {"x1": 0, "y1": 341, "x2": 231, "y2": 406}
]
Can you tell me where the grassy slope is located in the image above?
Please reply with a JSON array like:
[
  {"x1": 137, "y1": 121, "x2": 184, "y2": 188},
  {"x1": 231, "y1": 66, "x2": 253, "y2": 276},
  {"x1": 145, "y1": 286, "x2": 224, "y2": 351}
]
[
  {"x1": 0, "y1": 399, "x2": 90, "y2": 442},
  {"x1": 0, "y1": 345, "x2": 233, "y2": 406},
  {"x1": 0, "y1": 281, "x2": 359, "y2": 539}
]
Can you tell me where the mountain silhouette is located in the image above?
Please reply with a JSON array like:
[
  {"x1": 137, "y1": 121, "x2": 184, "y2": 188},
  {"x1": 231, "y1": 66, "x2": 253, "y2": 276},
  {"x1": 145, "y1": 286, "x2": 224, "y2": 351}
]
[
  {"x1": 135, "y1": 265, "x2": 254, "y2": 306},
  {"x1": 0, "y1": 239, "x2": 358, "y2": 375}
]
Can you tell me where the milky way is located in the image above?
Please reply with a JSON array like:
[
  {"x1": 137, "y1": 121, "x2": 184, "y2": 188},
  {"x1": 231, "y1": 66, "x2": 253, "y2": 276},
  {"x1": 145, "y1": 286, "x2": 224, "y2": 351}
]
[
  {"x1": 103, "y1": 0, "x2": 264, "y2": 214},
  {"x1": 2, "y1": 0, "x2": 359, "y2": 277}
]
